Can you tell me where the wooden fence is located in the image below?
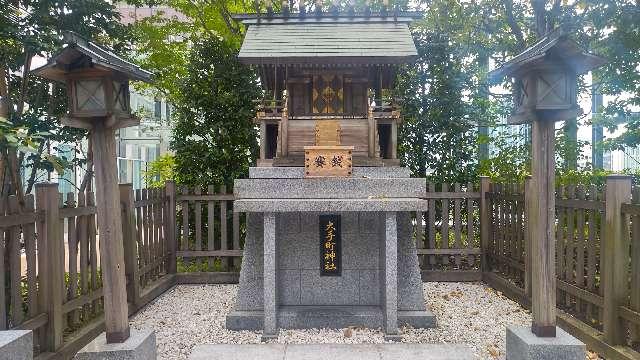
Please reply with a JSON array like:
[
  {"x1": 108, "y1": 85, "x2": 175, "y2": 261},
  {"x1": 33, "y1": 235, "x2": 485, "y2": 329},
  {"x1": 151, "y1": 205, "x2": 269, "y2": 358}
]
[
  {"x1": 483, "y1": 178, "x2": 640, "y2": 360},
  {"x1": 1, "y1": 178, "x2": 639, "y2": 359},
  {"x1": 414, "y1": 182, "x2": 482, "y2": 282}
]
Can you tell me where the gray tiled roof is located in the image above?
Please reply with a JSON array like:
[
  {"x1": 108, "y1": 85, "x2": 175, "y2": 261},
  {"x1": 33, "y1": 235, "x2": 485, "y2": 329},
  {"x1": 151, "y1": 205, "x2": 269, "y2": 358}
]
[
  {"x1": 489, "y1": 27, "x2": 606, "y2": 81},
  {"x1": 33, "y1": 32, "x2": 152, "y2": 83},
  {"x1": 239, "y1": 22, "x2": 417, "y2": 64}
]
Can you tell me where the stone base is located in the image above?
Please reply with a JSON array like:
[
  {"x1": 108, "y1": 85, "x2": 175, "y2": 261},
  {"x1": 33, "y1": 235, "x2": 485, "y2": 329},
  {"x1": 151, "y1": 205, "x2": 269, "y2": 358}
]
[
  {"x1": 226, "y1": 306, "x2": 436, "y2": 331},
  {"x1": 75, "y1": 329, "x2": 156, "y2": 360},
  {"x1": 384, "y1": 334, "x2": 402, "y2": 342},
  {"x1": 189, "y1": 344, "x2": 476, "y2": 360},
  {"x1": 0, "y1": 330, "x2": 32, "y2": 360},
  {"x1": 506, "y1": 326, "x2": 585, "y2": 360},
  {"x1": 260, "y1": 333, "x2": 278, "y2": 342}
]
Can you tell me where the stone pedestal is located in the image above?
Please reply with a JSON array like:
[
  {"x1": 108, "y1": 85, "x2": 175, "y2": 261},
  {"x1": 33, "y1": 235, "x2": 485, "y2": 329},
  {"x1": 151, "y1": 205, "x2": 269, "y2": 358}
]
[
  {"x1": 227, "y1": 167, "x2": 436, "y2": 338},
  {"x1": 75, "y1": 329, "x2": 156, "y2": 360},
  {"x1": 0, "y1": 330, "x2": 32, "y2": 360},
  {"x1": 506, "y1": 326, "x2": 585, "y2": 360}
]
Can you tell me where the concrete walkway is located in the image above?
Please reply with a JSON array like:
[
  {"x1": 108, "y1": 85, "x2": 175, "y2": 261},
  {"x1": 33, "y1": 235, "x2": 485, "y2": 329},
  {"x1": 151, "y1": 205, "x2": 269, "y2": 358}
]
[{"x1": 189, "y1": 343, "x2": 477, "y2": 360}]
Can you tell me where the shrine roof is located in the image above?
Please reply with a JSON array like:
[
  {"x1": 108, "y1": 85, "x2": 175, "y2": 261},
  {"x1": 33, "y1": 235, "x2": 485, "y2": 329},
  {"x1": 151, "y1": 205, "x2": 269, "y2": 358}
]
[
  {"x1": 238, "y1": 17, "x2": 418, "y2": 65},
  {"x1": 33, "y1": 32, "x2": 152, "y2": 83},
  {"x1": 489, "y1": 27, "x2": 606, "y2": 81}
]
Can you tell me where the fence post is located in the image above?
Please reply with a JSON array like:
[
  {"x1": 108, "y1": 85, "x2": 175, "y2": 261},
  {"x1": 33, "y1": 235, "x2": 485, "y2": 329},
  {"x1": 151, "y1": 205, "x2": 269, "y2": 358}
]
[
  {"x1": 524, "y1": 176, "x2": 532, "y2": 299},
  {"x1": 480, "y1": 176, "x2": 490, "y2": 274},
  {"x1": 120, "y1": 184, "x2": 140, "y2": 310},
  {"x1": 165, "y1": 181, "x2": 178, "y2": 274},
  {"x1": 35, "y1": 183, "x2": 64, "y2": 352},
  {"x1": 603, "y1": 174, "x2": 632, "y2": 345}
]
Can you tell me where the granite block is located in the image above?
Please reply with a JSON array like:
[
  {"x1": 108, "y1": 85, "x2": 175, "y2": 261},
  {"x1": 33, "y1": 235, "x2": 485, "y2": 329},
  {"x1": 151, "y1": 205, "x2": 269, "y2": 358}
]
[
  {"x1": 284, "y1": 344, "x2": 380, "y2": 360},
  {"x1": 234, "y1": 178, "x2": 426, "y2": 199},
  {"x1": 0, "y1": 330, "x2": 32, "y2": 360},
  {"x1": 236, "y1": 272, "x2": 264, "y2": 311},
  {"x1": 340, "y1": 212, "x2": 358, "y2": 233},
  {"x1": 298, "y1": 238, "x2": 320, "y2": 271},
  {"x1": 225, "y1": 310, "x2": 263, "y2": 330},
  {"x1": 383, "y1": 212, "x2": 398, "y2": 335},
  {"x1": 242, "y1": 214, "x2": 264, "y2": 268},
  {"x1": 188, "y1": 343, "x2": 474, "y2": 360},
  {"x1": 234, "y1": 199, "x2": 430, "y2": 213},
  {"x1": 278, "y1": 306, "x2": 383, "y2": 329},
  {"x1": 277, "y1": 213, "x2": 300, "y2": 234},
  {"x1": 342, "y1": 233, "x2": 379, "y2": 270},
  {"x1": 300, "y1": 270, "x2": 360, "y2": 305},
  {"x1": 359, "y1": 212, "x2": 382, "y2": 234},
  {"x1": 248, "y1": 166, "x2": 412, "y2": 179},
  {"x1": 398, "y1": 310, "x2": 438, "y2": 328},
  {"x1": 506, "y1": 326, "x2": 585, "y2": 360},
  {"x1": 190, "y1": 344, "x2": 285, "y2": 360},
  {"x1": 299, "y1": 212, "x2": 319, "y2": 231},
  {"x1": 377, "y1": 343, "x2": 475, "y2": 360},
  {"x1": 263, "y1": 213, "x2": 277, "y2": 336},
  {"x1": 277, "y1": 233, "x2": 300, "y2": 270},
  {"x1": 398, "y1": 245, "x2": 427, "y2": 311},
  {"x1": 278, "y1": 270, "x2": 301, "y2": 305},
  {"x1": 226, "y1": 308, "x2": 437, "y2": 331},
  {"x1": 75, "y1": 329, "x2": 156, "y2": 360},
  {"x1": 358, "y1": 270, "x2": 381, "y2": 305}
]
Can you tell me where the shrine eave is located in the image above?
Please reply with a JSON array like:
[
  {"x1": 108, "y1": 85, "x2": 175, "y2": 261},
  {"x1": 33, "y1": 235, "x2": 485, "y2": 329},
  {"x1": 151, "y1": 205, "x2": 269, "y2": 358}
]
[
  {"x1": 238, "y1": 22, "x2": 418, "y2": 65},
  {"x1": 235, "y1": 14, "x2": 421, "y2": 24},
  {"x1": 239, "y1": 55, "x2": 416, "y2": 66}
]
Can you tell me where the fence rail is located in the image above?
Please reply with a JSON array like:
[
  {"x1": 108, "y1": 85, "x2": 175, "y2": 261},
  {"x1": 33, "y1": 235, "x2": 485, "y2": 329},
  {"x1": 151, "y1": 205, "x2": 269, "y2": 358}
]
[{"x1": 0, "y1": 178, "x2": 639, "y2": 359}]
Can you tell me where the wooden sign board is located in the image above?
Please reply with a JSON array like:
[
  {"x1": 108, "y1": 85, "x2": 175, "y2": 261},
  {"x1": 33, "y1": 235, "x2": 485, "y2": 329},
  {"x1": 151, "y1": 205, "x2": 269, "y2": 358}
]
[
  {"x1": 315, "y1": 120, "x2": 341, "y2": 146},
  {"x1": 304, "y1": 146, "x2": 353, "y2": 178},
  {"x1": 319, "y1": 215, "x2": 341, "y2": 276}
]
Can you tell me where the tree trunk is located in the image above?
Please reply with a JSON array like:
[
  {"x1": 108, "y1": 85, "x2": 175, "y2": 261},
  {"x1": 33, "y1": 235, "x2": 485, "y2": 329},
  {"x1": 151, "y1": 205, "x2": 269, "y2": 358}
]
[{"x1": 531, "y1": 0, "x2": 548, "y2": 37}]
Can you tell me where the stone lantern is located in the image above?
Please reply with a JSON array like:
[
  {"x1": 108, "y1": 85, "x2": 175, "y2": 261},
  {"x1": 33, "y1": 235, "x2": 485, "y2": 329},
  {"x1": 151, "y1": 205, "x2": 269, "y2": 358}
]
[
  {"x1": 34, "y1": 32, "x2": 156, "y2": 358},
  {"x1": 489, "y1": 27, "x2": 605, "y2": 360}
]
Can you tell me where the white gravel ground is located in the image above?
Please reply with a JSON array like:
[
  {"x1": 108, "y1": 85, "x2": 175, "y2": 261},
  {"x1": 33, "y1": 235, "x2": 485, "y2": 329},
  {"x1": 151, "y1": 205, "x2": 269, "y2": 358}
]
[{"x1": 130, "y1": 282, "x2": 600, "y2": 360}]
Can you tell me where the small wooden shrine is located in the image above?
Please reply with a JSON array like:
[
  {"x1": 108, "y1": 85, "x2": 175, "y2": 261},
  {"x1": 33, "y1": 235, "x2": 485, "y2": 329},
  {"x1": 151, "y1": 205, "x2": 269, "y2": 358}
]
[
  {"x1": 237, "y1": 10, "x2": 419, "y2": 168},
  {"x1": 228, "y1": 7, "x2": 434, "y2": 342}
]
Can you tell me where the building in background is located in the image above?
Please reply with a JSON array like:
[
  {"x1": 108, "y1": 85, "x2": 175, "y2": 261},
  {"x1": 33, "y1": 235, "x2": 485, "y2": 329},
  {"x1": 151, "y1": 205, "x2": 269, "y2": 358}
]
[{"x1": 112, "y1": 3, "x2": 180, "y2": 189}]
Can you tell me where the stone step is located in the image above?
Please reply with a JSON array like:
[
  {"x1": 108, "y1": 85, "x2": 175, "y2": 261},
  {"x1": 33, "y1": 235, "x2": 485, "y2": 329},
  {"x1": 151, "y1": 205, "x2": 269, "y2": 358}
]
[
  {"x1": 227, "y1": 306, "x2": 436, "y2": 331},
  {"x1": 189, "y1": 343, "x2": 477, "y2": 360},
  {"x1": 249, "y1": 166, "x2": 411, "y2": 179},
  {"x1": 234, "y1": 178, "x2": 426, "y2": 199}
]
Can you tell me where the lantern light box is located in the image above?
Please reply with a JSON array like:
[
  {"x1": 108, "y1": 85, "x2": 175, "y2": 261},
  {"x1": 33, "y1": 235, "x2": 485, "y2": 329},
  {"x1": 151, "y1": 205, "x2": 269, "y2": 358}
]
[
  {"x1": 489, "y1": 27, "x2": 606, "y2": 125},
  {"x1": 33, "y1": 32, "x2": 152, "y2": 130}
]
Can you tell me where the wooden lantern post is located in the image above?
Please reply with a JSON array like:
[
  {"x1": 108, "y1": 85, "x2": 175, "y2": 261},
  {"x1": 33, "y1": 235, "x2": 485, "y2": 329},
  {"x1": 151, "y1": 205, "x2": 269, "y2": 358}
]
[
  {"x1": 489, "y1": 28, "x2": 606, "y2": 337},
  {"x1": 34, "y1": 32, "x2": 152, "y2": 343}
]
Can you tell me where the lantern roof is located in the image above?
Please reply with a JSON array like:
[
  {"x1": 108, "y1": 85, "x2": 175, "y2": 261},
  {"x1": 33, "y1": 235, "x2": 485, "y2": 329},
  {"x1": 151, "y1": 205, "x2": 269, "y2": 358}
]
[
  {"x1": 489, "y1": 27, "x2": 606, "y2": 82},
  {"x1": 33, "y1": 32, "x2": 153, "y2": 83},
  {"x1": 237, "y1": 14, "x2": 419, "y2": 65}
]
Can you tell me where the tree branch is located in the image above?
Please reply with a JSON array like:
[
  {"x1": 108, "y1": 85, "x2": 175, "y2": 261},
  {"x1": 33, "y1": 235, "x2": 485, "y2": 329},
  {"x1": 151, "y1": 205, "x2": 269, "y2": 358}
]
[
  {"x1": 502, "y1": 0, "x2": 526, "y2": 51},
  {"x1": 25, "y1": 142, "x2": 45, "y2": 195}
]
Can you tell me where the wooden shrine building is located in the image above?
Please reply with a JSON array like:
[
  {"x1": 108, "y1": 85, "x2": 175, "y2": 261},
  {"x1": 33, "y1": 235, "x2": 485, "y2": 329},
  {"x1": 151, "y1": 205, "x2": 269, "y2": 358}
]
[{"x1": 236, "y1": 11, "x2": 419, "y2": 167}]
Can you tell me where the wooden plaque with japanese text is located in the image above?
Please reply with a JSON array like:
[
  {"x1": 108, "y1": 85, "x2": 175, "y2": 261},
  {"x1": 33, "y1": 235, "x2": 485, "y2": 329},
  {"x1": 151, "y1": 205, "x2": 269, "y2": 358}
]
[
  {"x1": 319, "y1": 215, "x2": 341, "y2": 276},
  {"x1": 304, "y1": 146, "x2": 353, "y2": 178}
]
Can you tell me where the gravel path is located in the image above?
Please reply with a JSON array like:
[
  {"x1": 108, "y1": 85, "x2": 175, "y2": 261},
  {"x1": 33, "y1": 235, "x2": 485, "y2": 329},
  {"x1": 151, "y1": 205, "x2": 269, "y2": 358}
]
[{"x1": 130, "y1": 282, "x2": 599, "y2": 360}]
